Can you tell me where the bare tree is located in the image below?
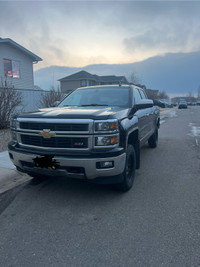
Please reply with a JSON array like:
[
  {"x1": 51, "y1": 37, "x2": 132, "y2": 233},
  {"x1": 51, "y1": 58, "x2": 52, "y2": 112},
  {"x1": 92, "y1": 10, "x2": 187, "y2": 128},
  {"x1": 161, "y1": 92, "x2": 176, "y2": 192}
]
[
  {"x1": 40, "y1": 86, "x2": 64, "y2": 108},
  {"x1": 128, "y1": 71, "x2": 141, "y2": 85},
  {"x1": 0, "y1": 87, "x2": 22, "y2": 129},
  {"x1": 187, "y1": 91, "x2": 195, "y2": 102},
  {"x1": 146, "y1": 89, "x2": 159, "y2": 100},
  {"x1": 158, "y1": 90, "x2": 169, "y2": 99}
]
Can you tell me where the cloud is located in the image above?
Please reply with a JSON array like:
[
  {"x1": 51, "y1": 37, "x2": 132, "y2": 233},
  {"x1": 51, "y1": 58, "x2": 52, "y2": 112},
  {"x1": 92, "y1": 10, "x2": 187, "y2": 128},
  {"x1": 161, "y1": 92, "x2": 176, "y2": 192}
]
[
  {"x1": 1, "y1": 1, "x2": 200, "y2": 69},
  {"x1": 123, "y1": 2, "x2": 200, "y2": 57}
]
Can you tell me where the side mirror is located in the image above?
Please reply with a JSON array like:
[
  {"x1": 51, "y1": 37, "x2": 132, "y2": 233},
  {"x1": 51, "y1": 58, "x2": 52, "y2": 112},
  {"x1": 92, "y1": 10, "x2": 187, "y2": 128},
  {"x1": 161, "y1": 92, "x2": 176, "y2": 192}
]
[
  {"x1": 136, "y1": 99, "x2": 153, "y2": 110},
  {"x1": 129, "y1": 99, "x2": 153, "y2": 116}
]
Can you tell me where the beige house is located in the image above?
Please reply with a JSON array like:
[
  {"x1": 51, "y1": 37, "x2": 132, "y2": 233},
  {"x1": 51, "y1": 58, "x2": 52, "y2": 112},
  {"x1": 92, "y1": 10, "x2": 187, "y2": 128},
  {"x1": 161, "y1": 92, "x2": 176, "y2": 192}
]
[
  {"x1": 58, "y1": 70, "x2": 129, "y2": 94},
  {"x1": 0, "y1": 38, "x2": 45, "y2": 112},
  {"x1": 0, "y1": 38, "x2": 42, "y2": 89}
]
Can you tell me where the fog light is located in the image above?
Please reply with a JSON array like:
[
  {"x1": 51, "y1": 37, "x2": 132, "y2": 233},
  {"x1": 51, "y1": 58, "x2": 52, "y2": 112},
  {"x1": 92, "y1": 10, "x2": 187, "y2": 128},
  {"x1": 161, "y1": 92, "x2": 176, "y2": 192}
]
[{"x1": 96, "y1": 161, "x2": 114, "y2": 169}]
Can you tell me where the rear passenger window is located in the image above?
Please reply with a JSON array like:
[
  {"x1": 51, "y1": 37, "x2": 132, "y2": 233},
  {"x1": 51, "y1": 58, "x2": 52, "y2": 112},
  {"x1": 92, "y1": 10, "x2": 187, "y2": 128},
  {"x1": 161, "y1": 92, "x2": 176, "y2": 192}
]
[
  {"x1": 134, "y1": 89, "x2": 142, "y2": 104},
  {"x1": 139, "y1": 89, "x2": 147, "y2": 99}
]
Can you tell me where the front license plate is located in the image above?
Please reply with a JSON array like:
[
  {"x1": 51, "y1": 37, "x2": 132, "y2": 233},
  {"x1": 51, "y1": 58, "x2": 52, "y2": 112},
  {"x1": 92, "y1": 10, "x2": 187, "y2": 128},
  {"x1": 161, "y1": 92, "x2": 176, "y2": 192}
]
[{"x1": 33, "y1": 156, "x2": 60, "y2": 169}]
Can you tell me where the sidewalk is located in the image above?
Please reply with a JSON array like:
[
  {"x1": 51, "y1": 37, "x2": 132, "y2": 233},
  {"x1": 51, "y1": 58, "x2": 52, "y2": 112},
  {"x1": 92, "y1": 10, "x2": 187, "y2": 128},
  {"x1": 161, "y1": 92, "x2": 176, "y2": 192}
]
[
  {"x1": 0, "y1": 151, "x2": 31, "y2": 194},
  {"x1": 159, "y1": 107, "x2": 177, "y2": 121}
]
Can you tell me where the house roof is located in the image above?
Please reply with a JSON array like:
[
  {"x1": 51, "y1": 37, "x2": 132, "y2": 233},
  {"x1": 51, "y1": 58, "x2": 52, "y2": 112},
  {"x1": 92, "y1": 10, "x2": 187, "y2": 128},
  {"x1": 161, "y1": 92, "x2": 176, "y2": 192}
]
[
  {"x1": 58, "y1": 70, "x2": 128, "y2": 83},
  {"x1": 58, "y1": 70, "x2": 97, "y2": 81},
  {"x1": 0, "y1": 38, "x2": 42, "y2": 62},
  {"x1": 99, "y1": 75, "x2": 128, "y2": 83}
]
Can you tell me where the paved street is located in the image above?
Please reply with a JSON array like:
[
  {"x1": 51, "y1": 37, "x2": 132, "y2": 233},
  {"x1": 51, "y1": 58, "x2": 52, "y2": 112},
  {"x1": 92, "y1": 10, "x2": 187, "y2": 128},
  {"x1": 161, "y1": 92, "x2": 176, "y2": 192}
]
[{"x1": 0, "y1": 106, "x2": 200, "y2": 267}]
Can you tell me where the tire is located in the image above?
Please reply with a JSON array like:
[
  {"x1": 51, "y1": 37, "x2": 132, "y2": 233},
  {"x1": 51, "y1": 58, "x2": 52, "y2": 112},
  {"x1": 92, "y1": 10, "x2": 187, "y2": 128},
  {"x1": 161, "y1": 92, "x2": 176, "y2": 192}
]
[
  {"x1": 118, "y1": 144, "x2": 136, "y2": 192},
  {"x1": 148, "y1": 127, "x2": 158, "y2": 148}
]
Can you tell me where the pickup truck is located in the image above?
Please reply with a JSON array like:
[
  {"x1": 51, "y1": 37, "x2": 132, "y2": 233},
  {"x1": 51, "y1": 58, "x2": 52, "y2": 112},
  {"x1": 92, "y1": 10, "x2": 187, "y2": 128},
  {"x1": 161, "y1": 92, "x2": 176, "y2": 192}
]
[{"x1": 8, "y1": 84, "x2": 160, "y2": 191}]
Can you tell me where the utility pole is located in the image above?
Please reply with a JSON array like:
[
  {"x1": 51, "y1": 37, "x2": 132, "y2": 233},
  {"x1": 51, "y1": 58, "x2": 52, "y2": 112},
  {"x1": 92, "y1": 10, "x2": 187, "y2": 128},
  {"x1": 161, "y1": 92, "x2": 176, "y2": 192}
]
[{"x1": 198, "y1": 86, "x2": 200, "y2": 101}]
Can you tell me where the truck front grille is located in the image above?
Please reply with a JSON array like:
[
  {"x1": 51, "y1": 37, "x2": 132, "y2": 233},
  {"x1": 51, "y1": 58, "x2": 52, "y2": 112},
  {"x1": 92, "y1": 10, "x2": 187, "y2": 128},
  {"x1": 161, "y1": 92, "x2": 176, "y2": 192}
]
[
  {"x1": 20, "y1": 122, "x2": 88, "y2": 132},
  {"x1": 21, "y1": 135, "x2": 88, "y2": 149}
]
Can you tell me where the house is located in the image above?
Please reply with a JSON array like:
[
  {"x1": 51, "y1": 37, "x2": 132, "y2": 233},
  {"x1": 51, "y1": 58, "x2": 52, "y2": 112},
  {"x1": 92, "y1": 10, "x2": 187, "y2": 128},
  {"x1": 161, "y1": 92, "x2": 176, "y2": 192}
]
[
  {"x1": 0, "y1": 38, "x2": 42, "y2": 89},
  {"x1": 0, "y1": 38, "x2": 45, "y2": 112},
  {"x1": 58, "y1": 70, "x2": 129, "y2": 94}
]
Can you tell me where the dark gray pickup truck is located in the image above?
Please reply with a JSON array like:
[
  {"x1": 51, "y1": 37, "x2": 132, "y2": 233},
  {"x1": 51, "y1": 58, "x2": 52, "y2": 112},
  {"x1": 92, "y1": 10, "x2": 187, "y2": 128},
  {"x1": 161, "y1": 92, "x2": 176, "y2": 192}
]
[{"x1": 8, "y1": 85, "x2": 160, "y2": 191}]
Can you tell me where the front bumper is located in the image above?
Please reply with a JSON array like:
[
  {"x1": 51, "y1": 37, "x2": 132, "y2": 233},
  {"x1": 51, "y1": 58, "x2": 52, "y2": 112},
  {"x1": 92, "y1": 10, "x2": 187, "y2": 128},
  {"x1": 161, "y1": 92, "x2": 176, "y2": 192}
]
[{"x1": 8, "y1": 144, "x2": 126, "y2": 181}]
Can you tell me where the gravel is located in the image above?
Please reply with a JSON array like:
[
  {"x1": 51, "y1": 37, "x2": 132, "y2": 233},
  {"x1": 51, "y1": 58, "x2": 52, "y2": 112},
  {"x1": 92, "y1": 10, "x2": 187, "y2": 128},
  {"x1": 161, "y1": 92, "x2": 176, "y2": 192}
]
[{"x1": 0, "y1": 129, "x2": 11, "y2": 152}]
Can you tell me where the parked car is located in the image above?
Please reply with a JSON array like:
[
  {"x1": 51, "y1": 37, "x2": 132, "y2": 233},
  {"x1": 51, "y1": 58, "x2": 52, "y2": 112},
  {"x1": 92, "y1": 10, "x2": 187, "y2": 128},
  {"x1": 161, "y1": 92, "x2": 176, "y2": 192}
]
[
  {"x1": 178, "y1": 100, "x2": 187, "y2": 109},
  {"x1": 153, "y1": 99, "x2": 166, "y2": 108}
]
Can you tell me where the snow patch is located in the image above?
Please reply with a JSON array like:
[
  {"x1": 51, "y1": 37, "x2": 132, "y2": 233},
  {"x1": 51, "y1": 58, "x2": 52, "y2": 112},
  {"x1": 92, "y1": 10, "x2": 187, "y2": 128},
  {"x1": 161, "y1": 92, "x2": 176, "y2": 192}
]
[{"x1": 188, "y1": 123, "x2": 200, "y2": 142}]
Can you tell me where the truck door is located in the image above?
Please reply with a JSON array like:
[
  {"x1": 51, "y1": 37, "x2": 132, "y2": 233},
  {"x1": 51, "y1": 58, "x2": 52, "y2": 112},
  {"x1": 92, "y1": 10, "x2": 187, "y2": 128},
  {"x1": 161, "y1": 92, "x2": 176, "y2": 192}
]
[
  {"x1": 133, "y1": 88, "x2": 149, "y2": 143},
  {"x1": 139, "y1": 89, "x2": 154, "y2": 137}
]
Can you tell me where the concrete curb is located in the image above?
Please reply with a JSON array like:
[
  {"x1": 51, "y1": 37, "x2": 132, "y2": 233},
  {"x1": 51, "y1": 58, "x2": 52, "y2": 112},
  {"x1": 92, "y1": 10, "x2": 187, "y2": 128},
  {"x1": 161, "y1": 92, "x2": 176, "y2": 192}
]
[
  {"x1": 160, "y1": 107, "x2": 177, "y2": 120},
  {"x1": 0, "y1": 169, "x2": 31, "y2": 194},
  {"x1": 0, "y1": 151, "x2": 31, "y2": 194}
]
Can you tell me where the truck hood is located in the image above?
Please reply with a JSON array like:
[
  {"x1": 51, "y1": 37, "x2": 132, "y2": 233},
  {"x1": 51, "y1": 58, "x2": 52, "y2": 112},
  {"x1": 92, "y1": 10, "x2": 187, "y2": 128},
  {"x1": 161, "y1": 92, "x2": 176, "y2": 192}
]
[{"x1": 18, "y1": 106, "x2": 130, "y2": 120}]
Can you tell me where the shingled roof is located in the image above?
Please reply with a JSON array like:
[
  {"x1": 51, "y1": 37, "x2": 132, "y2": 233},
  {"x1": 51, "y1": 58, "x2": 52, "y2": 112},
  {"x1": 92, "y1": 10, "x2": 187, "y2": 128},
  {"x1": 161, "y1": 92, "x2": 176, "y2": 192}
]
[
  {"x1": 58, "y1": 70, "x2": 98, "y2": 81},
  {"x1": 58, "y1": 70, "x2": 128, "y2": 83},
  {"x1": 0, "y1": 38, "x2": 42, "y2": 62}
]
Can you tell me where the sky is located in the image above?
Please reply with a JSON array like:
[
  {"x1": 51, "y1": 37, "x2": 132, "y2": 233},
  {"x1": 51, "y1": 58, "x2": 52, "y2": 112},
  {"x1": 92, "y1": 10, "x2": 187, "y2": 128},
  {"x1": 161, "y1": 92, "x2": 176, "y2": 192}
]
[{"x1": 0, "y1": 1, "x2": 200, "y2": 71}]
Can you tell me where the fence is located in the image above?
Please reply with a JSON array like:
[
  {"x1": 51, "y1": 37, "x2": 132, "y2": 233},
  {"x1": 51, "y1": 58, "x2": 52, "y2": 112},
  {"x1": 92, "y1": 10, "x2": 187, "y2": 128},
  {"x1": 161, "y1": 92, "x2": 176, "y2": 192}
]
[{"x1": 0, "y1": 88, "x2": 50, "y2": 114}]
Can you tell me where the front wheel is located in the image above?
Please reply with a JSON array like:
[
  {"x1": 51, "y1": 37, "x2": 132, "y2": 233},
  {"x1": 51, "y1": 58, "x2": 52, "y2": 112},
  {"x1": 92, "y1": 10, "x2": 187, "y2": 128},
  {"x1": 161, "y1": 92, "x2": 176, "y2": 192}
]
[{"x1": 118, "y1": 144, "x2": 136, "y2": 192}]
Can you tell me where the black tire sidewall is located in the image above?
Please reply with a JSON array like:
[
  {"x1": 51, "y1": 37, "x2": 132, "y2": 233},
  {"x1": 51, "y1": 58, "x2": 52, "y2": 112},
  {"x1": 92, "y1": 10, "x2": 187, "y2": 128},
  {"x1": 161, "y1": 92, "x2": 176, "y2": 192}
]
[
  {"x1": 120, "y1": 144, "x2": 136, "y2": 191},
  {"x1": 148, "y1": 127, "x2": 158, "y2": 148}
]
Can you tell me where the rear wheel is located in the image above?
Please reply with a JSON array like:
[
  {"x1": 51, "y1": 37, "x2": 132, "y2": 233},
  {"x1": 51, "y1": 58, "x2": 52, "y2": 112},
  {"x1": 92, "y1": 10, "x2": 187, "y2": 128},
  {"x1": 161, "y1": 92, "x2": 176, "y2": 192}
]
[
  {"x1": 148, "y1": 127, "x2": 158, "y2": 148},
  {"x1": 118, "y1": 144, "x2": 136, "y2": 192}
]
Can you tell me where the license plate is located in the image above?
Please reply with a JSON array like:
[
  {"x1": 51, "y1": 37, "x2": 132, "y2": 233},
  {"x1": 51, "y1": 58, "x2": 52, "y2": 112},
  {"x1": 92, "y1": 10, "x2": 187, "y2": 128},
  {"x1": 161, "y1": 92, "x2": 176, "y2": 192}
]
[{"x1": 33, "y1": 156, "x2": 60, "y2": 169}]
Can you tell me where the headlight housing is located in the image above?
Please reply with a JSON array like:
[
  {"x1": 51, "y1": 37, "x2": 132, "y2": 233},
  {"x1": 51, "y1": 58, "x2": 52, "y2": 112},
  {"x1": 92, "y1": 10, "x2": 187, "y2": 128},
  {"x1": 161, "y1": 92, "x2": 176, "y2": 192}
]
[
  {"x1": 10, "y1": 119, "x2": 19, "y2": 130},
  {"x1": 95, "y1": 134, "x2": 119, "y2": 147},
  {"x1": 10, "y1": 119, "x2": 19, "y2": 141},
  {"x1": 95, "y1": 120, "x2": 118, "y2": 133}
]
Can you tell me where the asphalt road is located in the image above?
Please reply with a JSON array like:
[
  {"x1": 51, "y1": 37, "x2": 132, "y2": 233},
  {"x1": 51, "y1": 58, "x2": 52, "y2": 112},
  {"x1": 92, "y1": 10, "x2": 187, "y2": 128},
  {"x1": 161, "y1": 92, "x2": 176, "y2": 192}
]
[{"x1": 0, "y1": 106, "x2": 200, "y2": 267}]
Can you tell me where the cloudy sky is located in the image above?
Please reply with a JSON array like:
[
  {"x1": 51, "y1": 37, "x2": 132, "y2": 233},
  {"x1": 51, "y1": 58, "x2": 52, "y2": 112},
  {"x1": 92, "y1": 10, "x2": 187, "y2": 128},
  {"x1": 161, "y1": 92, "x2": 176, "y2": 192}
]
[{"x1": 1, "y1": 1, "x2": 200, "y2": 70}]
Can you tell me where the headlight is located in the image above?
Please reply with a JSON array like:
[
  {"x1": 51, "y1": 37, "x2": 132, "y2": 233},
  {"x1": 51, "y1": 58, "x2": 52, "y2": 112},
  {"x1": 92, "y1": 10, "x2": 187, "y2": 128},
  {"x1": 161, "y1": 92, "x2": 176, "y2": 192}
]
[
  {"x1": 11, "y1": 119, "x2": 17, "y2": 129},
  {"x1": 95, "y1": 135, "x2": 119, "y2": 146},
  {"x1": 95, "y1": 120, "x2": 118, "y2": 132},
  {"x1": 10, "y1": 119, "x2": 19, "y2": 130}
]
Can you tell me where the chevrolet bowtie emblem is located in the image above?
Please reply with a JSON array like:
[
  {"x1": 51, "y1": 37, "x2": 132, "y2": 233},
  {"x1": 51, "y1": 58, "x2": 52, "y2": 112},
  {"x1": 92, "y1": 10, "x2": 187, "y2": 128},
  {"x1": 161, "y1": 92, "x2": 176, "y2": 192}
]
[{"x1": 39, "y1": 129, "x2": 55, "y2": 138}]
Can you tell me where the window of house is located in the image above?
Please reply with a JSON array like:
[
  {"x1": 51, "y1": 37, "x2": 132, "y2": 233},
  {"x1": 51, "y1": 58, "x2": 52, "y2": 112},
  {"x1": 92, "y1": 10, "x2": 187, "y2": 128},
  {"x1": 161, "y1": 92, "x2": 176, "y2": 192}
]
[
  {"x1": 4, "y1": 59, "x2": 20, "y2": 78},
  {"x1": 80, "y1": 80, "x2": 87, "y2": 87}
]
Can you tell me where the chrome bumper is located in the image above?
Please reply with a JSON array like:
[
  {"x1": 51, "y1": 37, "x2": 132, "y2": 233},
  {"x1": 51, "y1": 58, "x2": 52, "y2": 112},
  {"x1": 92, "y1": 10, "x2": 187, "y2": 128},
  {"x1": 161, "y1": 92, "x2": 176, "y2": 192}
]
[{"x1": 8, "y1": 150, "x2": 126, "y2": 180}]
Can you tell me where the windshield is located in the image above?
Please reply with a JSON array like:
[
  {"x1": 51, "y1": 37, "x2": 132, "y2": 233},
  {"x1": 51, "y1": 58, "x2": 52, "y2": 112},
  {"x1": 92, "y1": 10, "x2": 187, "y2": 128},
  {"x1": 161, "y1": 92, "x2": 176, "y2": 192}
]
[{"x1": 59, "y1": 87, "x2": 130, "y2": 108}]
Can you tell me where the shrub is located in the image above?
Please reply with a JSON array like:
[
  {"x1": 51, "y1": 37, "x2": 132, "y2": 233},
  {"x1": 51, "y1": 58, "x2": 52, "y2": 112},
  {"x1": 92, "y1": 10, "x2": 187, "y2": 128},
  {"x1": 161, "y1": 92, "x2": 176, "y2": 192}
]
[
  {"x1": 0, "y1": 88, "x2": 22, "y2": 129},
  {"x1": 40, "y1": 86, "x2": 64, "y2": 108}
]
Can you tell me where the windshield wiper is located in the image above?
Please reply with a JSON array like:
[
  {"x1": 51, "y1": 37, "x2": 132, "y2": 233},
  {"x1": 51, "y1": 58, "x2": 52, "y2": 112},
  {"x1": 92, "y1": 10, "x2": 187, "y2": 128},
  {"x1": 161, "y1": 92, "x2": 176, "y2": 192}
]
[{"x1": 79, "y1": 104, "x2": 109, "y2": 107}]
